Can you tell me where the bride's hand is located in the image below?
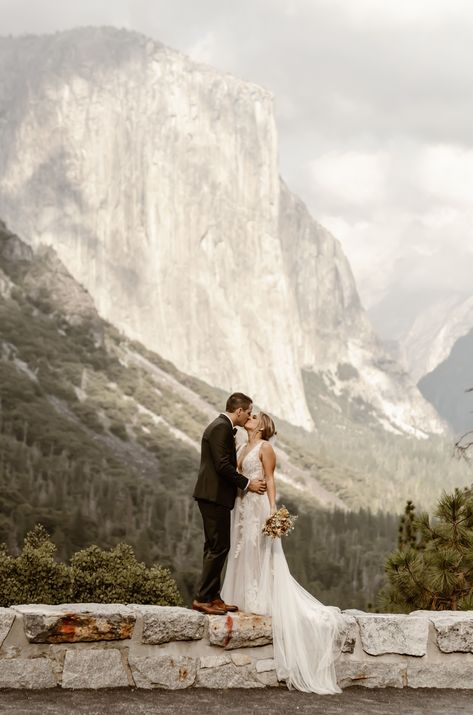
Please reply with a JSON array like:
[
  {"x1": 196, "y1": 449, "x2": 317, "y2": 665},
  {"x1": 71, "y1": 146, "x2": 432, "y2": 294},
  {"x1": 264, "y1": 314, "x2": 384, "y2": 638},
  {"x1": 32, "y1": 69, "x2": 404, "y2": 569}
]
[{"x1": 270, "y1": 505, "x2": 277, "y2": 516}]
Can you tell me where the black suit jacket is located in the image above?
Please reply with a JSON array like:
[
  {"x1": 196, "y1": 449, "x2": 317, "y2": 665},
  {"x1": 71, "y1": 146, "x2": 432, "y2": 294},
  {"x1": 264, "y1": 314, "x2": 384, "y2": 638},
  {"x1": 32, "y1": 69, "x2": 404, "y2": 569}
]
[{"x1": 193, "y1": 415, "x2": 249, "y2": 509}]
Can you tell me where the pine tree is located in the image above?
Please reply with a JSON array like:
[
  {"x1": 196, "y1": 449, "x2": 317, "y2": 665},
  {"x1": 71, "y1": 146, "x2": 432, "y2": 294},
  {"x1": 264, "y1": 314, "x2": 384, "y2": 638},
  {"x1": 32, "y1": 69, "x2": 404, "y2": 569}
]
[
  {"x1": 398, "y1": 500, "x2": 417, "y2": 550},
  {"x1": 381, "y1": 489, "x2": 473, "y2": 611}
]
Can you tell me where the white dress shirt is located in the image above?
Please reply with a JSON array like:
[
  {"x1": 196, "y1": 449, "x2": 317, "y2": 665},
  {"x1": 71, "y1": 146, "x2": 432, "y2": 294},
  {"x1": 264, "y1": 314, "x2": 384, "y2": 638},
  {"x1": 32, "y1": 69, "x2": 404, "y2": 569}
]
[{"x1": 220, "y1": 413, "x2": 250, "y2": 491}]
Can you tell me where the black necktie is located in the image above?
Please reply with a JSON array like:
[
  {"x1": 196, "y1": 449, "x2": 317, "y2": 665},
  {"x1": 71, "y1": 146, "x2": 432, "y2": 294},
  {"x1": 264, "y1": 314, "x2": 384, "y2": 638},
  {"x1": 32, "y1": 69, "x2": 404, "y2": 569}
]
[{"x1": 233, "y1": 428, "x2": 237, "y2": 435}]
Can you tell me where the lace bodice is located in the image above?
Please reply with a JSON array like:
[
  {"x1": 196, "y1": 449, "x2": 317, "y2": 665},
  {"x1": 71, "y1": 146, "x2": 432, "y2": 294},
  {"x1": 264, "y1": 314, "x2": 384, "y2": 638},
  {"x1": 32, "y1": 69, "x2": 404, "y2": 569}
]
[{"x1": 239, "y1": 441, "x2": 264, "y2": 481}]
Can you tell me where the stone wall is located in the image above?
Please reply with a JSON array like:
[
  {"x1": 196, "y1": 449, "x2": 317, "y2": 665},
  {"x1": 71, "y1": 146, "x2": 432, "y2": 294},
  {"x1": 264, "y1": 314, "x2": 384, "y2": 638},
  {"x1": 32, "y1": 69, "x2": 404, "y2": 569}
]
[{"x1": 1, "y1": 605, "x2": 473, "y2": 689}]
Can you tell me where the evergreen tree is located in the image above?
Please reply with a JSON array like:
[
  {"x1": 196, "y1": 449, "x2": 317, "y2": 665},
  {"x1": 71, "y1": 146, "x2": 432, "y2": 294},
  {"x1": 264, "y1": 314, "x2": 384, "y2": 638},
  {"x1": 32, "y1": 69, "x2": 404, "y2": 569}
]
[
  {"x1": 381, "y1": 489, "x2": 473, "y2": 611},
  {"x1": 398, "y1": 500, "x2": 417, "y2": 550}
]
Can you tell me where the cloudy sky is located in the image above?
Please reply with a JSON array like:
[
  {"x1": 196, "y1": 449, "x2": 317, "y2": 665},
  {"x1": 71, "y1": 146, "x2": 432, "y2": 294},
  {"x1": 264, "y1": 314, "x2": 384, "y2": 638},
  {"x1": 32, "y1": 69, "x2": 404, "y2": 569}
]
[{"x1": 2, "y1": 0, "x2": 473, "y2": 339}]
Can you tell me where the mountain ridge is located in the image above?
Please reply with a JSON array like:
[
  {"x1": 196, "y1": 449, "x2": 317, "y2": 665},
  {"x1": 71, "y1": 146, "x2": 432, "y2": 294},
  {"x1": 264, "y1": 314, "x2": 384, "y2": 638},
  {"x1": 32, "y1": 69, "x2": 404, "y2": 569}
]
[
  {"x1": 0, "y1": 218, "x2": 408, "y2": 607},
  {"x1": 0, "y1": 26, "x2": 444, "y2": 438}
]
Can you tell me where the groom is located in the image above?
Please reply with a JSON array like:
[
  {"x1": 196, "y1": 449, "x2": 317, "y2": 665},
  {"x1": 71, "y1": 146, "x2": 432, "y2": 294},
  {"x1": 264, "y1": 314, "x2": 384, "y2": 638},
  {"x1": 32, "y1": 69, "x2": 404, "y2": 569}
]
[{"x1": 192, "y1": 392, "x2": 267, "y2": 615}]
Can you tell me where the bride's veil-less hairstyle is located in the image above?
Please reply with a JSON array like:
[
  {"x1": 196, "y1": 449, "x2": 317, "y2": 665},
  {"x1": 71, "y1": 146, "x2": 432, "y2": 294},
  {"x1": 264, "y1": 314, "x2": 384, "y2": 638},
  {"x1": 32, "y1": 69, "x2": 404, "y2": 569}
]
[{"x1": 257, "y1": 412, "x2": 277, "y2": 441}]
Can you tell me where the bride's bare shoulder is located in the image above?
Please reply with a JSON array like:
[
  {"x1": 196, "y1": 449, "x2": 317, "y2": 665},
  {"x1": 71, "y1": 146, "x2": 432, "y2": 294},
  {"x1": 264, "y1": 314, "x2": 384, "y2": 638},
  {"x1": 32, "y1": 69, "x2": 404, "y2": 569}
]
[{"x1": 260, "y1": 440, "x2": 275, "y2": 457}]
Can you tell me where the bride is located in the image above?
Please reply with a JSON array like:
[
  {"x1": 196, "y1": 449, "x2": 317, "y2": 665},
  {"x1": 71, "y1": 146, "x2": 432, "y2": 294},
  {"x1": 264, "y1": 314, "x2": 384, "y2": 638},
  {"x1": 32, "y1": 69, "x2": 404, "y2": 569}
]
[{"x1": 221, "y1": 411, "x2": 345, "y2": 694}]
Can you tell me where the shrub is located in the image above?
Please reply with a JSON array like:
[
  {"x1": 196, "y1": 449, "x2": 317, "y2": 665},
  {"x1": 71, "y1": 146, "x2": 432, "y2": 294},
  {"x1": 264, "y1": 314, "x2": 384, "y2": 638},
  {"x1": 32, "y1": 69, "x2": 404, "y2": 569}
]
[
  {"x1": 109, "y1": 421, "x2": 128, "y2": 441},
  {"x1": 0, "y1": 524, "x2": 71, "y2": 606},
  {"x1": 0, "y1": 525, "x2": 183, "y2": 607},
  {"x1": 71, "y1": 543, "x2": 183, "y2": 605},
  {"x1": 71, "y1": 544, "x2": 182, "y2": 606}
]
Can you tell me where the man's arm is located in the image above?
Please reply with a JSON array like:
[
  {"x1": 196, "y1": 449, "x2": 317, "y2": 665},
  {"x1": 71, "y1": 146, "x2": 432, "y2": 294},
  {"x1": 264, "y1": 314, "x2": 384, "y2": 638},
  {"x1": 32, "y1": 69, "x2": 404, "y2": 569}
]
[{"x1": 208, "y1": 422, "x2": 249, "y2": 491}]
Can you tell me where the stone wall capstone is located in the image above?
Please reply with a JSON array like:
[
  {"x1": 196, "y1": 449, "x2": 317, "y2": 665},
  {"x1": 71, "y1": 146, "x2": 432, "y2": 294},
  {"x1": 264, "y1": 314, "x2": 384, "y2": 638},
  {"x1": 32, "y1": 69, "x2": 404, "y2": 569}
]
[{"x1": 1, "y1": 605, "x2": 473, "y2": 689}]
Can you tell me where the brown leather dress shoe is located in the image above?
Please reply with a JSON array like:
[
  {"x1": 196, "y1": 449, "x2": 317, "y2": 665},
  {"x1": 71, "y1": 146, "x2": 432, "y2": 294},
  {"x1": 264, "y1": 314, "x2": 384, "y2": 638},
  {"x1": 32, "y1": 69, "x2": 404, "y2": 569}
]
[
  {"x1": 211, "y1": 597, "x2": 239, "y2": 612},
  {"x1": 192, "y1": 600, "x2": 227, "y2": 615}
]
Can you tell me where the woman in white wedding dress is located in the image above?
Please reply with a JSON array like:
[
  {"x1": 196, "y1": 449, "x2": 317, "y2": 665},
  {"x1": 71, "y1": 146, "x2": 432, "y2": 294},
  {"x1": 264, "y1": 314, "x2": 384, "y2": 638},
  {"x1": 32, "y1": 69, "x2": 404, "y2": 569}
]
[{"x1": 221, "y1": 411, "x2": 345, "y2": 694}]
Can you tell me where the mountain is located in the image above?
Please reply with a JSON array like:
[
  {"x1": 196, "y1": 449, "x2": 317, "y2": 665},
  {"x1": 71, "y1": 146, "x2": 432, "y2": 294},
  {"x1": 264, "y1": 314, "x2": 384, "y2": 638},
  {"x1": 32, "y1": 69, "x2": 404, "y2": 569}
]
[
  {"x1": 399, "y1": 293, "x2": 473, "y2": 382},
  {"x1": 0, "y1": 219, "x2": 407, "y2": 608},
  {"x1": 419, "y1": 326, "x2": 473, "y2": 436},
  {"x1": 0, "y1": 27, "x2": 443, "y2": 438}
]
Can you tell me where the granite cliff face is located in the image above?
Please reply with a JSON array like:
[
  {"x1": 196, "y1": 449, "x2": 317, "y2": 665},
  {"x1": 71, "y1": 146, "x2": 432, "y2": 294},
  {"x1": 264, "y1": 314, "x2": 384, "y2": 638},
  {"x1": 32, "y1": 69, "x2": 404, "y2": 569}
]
[
  {"x1": 400, "y1": 293, "x2": 473, "y2": 383},
  {"x1": 0, "y1": 27, "x2": 444, "y2": 434}
]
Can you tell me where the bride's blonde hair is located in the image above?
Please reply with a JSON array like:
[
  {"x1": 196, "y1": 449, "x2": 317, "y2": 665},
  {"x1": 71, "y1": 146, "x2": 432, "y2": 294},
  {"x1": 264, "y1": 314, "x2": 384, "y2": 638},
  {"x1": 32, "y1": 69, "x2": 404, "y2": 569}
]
[{"x1": 258, "y1": 412, "x2": 276, "y2": 441}]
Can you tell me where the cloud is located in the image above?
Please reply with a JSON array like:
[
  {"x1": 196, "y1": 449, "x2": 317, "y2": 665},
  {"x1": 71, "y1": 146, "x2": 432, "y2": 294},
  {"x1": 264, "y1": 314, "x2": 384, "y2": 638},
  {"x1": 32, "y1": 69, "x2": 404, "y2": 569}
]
[
  {"x1": 1, "y1": 0, "x2": 473, "y2": 340},
  {"x1": 309, "y1": 150, "x2": 389, "y2": 208},
  {"x1": 419, "y1": 144, "x2": 473, "y2": 205},
  {"x1": 185, "y1": 31, "x2": 218, "y2": 66}
]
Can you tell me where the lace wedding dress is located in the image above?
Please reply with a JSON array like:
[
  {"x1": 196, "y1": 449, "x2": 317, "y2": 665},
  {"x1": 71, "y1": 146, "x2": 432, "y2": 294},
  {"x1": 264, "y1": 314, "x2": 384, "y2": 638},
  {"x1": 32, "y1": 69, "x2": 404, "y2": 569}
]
[{"x1": 221, "y1": 441, "x2": 344, "y2": 694}]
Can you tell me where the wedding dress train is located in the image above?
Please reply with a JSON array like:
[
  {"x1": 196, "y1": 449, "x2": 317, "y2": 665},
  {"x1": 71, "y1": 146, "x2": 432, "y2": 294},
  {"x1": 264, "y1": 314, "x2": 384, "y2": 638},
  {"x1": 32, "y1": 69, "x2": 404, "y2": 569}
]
[{"x1": 221, "y1": 442, "x2": 344, "y2": 694}]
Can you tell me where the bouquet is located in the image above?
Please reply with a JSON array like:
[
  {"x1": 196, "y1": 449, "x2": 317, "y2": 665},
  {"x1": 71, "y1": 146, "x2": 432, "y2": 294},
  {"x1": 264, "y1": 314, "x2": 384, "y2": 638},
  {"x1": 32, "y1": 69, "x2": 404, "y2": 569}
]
[{"x1": 262, "y1": 505, "x2": 297, "y2": 539}]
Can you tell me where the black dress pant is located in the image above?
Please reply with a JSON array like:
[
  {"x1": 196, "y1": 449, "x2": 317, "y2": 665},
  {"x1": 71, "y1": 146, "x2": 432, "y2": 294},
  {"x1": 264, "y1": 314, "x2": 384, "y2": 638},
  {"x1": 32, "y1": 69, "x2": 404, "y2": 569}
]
[{"x1": 195, "y1": 499, "x2": 231, "y2": 602}]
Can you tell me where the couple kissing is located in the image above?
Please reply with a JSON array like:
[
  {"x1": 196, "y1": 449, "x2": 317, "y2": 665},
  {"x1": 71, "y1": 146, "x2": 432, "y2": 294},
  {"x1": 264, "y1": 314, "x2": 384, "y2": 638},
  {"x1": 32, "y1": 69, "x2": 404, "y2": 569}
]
[
  {"x1": 192, "y1": 392, "x2": 275, "y2": 616},
  {"x1": 191, "y1": 391, "x2": 347, "y2": 694}
]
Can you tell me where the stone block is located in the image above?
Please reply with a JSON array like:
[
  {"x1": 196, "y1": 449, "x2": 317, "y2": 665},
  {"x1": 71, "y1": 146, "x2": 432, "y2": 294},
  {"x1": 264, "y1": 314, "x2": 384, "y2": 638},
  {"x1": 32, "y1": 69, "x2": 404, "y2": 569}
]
[
  {"x1": 340, "y1": 615, "x2": 358, "y2": 653},
  {"x1": 257, "y1": 670, "x2": 281, "y2": 687},
  {"x1": 415, "y1": 612, "x2": 473, "y2": 653},
  {"x1": 199, "y1": 655, "x2": 231, "y2": 668},
  {"x1": 230, "y1": 653, "x2": 253, "y2": 667},
  {"x1": 0, "y1": 608, "x2": 15, "y2": 646},
  {"x1": 357, "y1": 614, "x2": 428, "y2": 656},
  {"x1": 208, "y1": 613, "x2": 272, "y2": 650},
  {"x1": 256, "y1": 658, "x2": 275, "y2": 673},
  {"x1": 62, "y1": 649, "x2": 129, "y2": 688},
  {"x1": 336, "y1": 660, "x2": 406, "y2": 689},
  {"x1": 196, "y1": 662, "x2": 263, "y2": 688},
  {"x1": 130, "y1": 654, "x2": 197, "y2": 689},
  {"x1": 14, "y1": 604, "x2": 135, "y2": 643},
  {"x1": 408, "y1": 661, "x2": 473, "y2": 688},
  {"x1": 133, "y1": 606, "x2": 205, "y2": 645},
  {"x1": 0, "y1": 658, "x2": 56, "y2": 689}
]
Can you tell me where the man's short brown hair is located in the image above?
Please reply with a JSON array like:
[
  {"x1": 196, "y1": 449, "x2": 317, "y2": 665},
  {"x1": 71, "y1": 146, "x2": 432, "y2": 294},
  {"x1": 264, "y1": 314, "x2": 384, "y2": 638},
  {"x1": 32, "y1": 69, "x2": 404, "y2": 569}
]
[{"x1": 226, "y1": 392, "x2": 252, "y2": 413}]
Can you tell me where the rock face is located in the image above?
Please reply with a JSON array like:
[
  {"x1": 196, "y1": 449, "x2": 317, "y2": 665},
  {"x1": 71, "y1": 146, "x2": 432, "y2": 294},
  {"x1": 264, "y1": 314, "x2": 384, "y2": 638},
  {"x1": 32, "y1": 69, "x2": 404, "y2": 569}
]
[
  {"x1": 0, "y1": 219, "x2": 101, "y2": 329},
  {"x1": 400, "y1": 292, "x2": 473, "y2": 382},
  {"x1": 0, "y1": 28, "x2": 444, "y2": 435}
]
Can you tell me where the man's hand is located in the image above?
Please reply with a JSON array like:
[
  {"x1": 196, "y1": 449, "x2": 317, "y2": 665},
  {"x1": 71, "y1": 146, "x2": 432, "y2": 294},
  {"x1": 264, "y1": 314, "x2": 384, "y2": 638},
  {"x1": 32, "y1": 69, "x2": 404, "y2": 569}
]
[{"x1": 247, "y1": 478, "x2": 267, "y2": 494}]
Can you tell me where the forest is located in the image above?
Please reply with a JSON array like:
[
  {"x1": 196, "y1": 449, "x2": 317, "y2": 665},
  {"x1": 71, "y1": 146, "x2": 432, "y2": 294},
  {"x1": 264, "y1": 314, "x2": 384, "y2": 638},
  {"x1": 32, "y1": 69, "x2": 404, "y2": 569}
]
[{"x1": 0, "y1": 222, "x2": 468, "y2": 608}]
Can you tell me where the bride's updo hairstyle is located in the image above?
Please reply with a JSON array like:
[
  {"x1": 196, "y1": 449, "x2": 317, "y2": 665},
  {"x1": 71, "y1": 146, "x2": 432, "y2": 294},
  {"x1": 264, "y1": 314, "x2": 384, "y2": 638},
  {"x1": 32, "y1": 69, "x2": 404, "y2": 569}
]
[{"x1": 258, "y1": 412, "x2": 276, "y2": 441}]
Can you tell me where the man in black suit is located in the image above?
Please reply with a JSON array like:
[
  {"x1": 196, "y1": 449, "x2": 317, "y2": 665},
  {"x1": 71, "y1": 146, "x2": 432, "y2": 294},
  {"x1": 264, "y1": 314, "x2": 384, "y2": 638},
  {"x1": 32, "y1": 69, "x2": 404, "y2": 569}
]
[{"x1": 192, "y1": 392, "x2": 267, "y2": 615}]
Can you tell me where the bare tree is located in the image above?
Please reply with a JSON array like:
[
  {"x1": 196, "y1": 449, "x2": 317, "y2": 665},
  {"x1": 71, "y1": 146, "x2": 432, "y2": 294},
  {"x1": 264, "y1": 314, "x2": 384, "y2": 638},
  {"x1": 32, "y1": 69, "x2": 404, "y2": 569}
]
[{"x1": 454, "y1": 388, "x2": 473, "y2": 461}]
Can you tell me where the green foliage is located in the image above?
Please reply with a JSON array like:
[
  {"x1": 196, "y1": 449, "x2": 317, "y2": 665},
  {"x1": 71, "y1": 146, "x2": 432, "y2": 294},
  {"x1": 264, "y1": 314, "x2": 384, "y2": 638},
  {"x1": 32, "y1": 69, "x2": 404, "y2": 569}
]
[
  {"x1": 0, "y1": 525, "x2": 71, "y2": 606},
  {"x1": 2, "y1": 220, "x2": 466, "y2": 610},
  {"x1": 301, "y1": 369, "x2": 472, "y2": 512},
  {"x1": 109, "y1": 421, "x2": 128, "y2": 441},
  {"x1": 70, "y1": 542, "x2": 182, "y2": 605},
  {"x1": 284, "y1": 503, "x2": 398, "y2": 610},
  {"x1": 381, "y1": 489, "x2": 473, "y2": 611},
  {"x1": 0, "y1": 525, "x2": 182, "y2": 607},
  {"x1": 398, "y1": 500, "x2": 417, "y2": 550}
]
